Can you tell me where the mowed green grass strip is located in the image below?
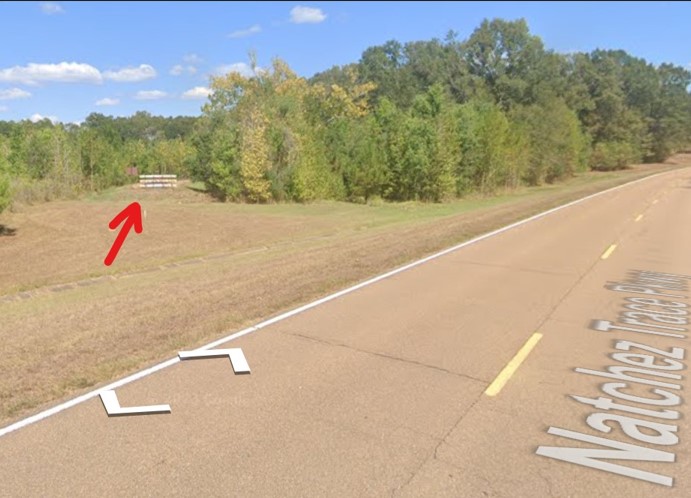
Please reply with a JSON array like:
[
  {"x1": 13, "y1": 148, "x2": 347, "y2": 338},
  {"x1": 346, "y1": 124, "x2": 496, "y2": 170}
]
[{"x1": 0, "y1": 158, "x2": 687, "y2": 425}]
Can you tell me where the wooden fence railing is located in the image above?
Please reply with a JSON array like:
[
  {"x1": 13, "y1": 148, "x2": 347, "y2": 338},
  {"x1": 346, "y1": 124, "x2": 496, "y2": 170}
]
[{"x1": 139, "y1": 174, "x2": 177, "y2": 188}]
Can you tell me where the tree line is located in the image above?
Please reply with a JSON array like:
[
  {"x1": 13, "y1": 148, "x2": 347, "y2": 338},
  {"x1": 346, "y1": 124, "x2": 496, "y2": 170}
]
[
  {"x1": 0, "y1": 112, "x2": 196, "y2": 209},
  {"x1": 1, "y1": 18, "x2": 690, "y2": 213}
]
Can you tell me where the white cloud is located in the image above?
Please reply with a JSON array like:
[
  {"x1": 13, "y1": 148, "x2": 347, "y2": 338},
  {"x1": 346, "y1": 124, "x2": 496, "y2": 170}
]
[
  {"x1": 29, "y1": 113, "x2": 59, "y2": 124},
  {"x1": 183, "y1": 53, "x2": 203, "y2": 65},
  {"x1": 0, "y1": 62, "x2": 158, "y2": 86},
  {"x1": 214, "y1": 62, "x2": 255, "y2": 77},
  {"x1": 103, "y1": 64, "x2": 156, "y2": 82},
  {"x1": 95, "y1": 97, "x2": 119, "y2": 106},
  {"x1": 228, "y1": 24, "x2": 261, "y2": 39},
  {"x1": 0, "y1": 105, "x2": 8, "y2": 112},
  {"x1": 134, "y1": 90, "x2": 167, "y2": 100},
  {"x1": 0, "y1": 88, "x2": 32, "y2": 100},
  {"x1": 182, "y1": 86, "x2": 212, "y2": 100},
  {"x1": 171, "y1": 55, "x2": 201, "y2": 76},
  {"x1": 40, "y1": 2, "x2": 64, "y2": 15},
  {"x1": 170, "y1": 64, "x2": 197, "y2": 76},
  {"x1": 0, "y1": 62, "x2": 102, "y2": 85},
  {"x1": 290, "y1": 6, "x2": 326, "y2": 24}
]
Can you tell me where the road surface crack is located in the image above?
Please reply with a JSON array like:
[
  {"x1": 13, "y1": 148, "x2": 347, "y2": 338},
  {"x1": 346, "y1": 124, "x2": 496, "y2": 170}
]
[
  {"x1": 390, "y1": 396, "x2": 482, "y2": 497},
  {"x1": 284, "y1": 331, "x2": 487, "y2": 384},
  {"x1": 452, "y1": 259, "x2": 575, "y2": 277}
]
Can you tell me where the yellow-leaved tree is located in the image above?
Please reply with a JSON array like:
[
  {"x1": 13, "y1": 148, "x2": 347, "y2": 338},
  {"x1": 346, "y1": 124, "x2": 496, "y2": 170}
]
[
  {"x1": 239, "y1": 107, "x2": 272, "y2": 202},
  {"x1": 203, "y1": 57, "x2": 378, "y2": 202}
]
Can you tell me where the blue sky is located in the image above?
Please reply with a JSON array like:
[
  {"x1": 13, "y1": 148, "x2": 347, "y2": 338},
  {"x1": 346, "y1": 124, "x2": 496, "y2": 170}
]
[{"x1": 0, "y1": 1, "x2": 689, "y2": 124}]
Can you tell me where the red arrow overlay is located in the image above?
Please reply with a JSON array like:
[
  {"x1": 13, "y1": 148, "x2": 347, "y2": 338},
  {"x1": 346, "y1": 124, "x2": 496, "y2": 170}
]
[{"x1": 104, "y1": 202, "x2": 143, "y2": 266}]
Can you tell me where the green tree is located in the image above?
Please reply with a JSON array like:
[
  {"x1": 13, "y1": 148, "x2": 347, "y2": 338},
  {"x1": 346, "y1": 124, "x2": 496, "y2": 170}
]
[
  {"x1": 462, "y1": 18, "x2": 548, "y2": 108},
  {"x1": 359, "y1": 40, "x2": 415, "y2": 108},
  {"x1": 456, "y1": 100, "x2": 514, "y2": 193},
  {"x1": 325, "y1": 116, "x2": 388, "y2": 202},
  {"x1": 0, "y1": 174, "x2": 10, "y2": 214},
  {"x1": 512, "y1": 98, "x2": 588, "y2": 184},
  {"x1": 569, "y1": 50, "x2": 648, "y2": 165},
  {"x1": 79, "y1": 128, "x2": 121, "y2": 190},
  {"x1": 0, "y1": 140, "x2": 10, "y2": 213},
  {"x1": 649, "y1": 64, "x2": 691, "y2": 161}
]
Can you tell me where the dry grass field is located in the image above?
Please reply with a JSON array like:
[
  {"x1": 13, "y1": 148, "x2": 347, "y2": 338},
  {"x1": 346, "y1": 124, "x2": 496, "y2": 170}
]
[{"x1": 1, "y1": 154, "x2": 689, "y2": 426}]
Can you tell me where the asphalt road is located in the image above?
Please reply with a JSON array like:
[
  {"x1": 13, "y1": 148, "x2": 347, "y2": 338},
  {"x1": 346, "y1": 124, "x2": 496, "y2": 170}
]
[{"x1": 2, "y1": 167, "x2": 691, "y2": 497}]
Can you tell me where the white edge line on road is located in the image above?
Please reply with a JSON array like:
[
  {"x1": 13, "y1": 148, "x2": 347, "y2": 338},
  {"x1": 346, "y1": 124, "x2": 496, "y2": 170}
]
[{"x1": 0, "y1": 169, "x2": 672, "y2": 439}]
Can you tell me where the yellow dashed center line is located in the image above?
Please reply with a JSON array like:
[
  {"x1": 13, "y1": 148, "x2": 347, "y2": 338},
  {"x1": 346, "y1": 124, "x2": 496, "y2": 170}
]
[
  {"x1": 485, "y1": 332, "x2": 543, "y2": 397},
  {"x1": 601, "y1": 244, "x2": 617, "y2": 260},
  {"x1": 635, "y1": 214, "x2": 643, "y2": 222}
]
